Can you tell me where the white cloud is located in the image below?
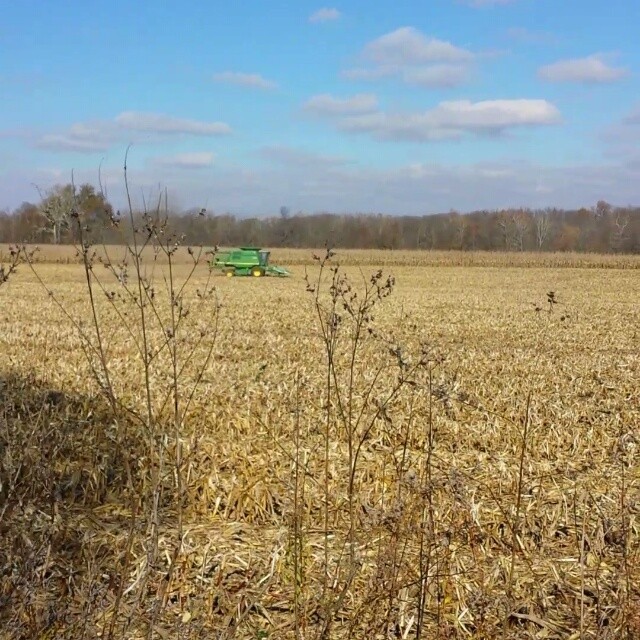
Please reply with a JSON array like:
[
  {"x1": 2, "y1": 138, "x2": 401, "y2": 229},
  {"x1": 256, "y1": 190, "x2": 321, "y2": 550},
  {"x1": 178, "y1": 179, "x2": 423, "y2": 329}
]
[
  {"x1": 309, "y1": 8, "x2": 341, "y2": 23},
  {"x1": 343, "y1": 27, "x2": 475, "y2": 89},
  {"x1": 428, "y1": 99, "x2": 560, "y2": 129},
  {"x1": 213, "y1": 71, "x2": 277, "y2": 90},
  {"x1": 34, "y1": 112, "x2": 232, "y2": 153},
  {"x1": 115, "y1": 112, "x2": 231, "y2": 136},
  {"x1": 364, "y1": 27, "x2": 473, "y2": 65},
  {"x1": 314, "y1": 99, "x2": 561, "y2": 141},
  {"x1": 538, "y1": 55, "x2": 629, "y2": 84},
  {"x1": 303, "y1": 93, "x2": 378, "y2": 115},
  {"x1": 152, "y1": 152, "x2": 215, "y2": 169}
]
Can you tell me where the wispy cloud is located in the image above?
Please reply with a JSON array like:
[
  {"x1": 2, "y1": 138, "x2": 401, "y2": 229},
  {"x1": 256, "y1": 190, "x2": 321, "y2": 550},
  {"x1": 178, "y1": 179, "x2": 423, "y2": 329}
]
[
  {"x1": 37, "y1": 122, "x2": 118, "y2": 153},
  {"x1": 600, "y1": 106, "x2": 640, "y2": 163},
  {"x1": 11, "y1": 154, "x2": 637, "y2": 216},
  {"x1": 36, "y1": 135, "x2": 108, "y2": 153},
  {"x1": 538, "y1": 55, "x2": 629, "y2": 84},
  {"x1": 152, "y1": 152, "x2": 215, "y2": 169},
  {"x1": 623, "y1": 107, "x2": 640, "y2": 125},
  {"x1": 260, "y1": 145, "x2": 349, "y2": 169},
  {"x1": 309, "y1": 7, "x2": 341, "y2": 23},
  {"x1": 34, "y1": 112, "x2": 232, "y2": 153},
  {"x1": 303, "y1": 93, "x2": 378, "y2": 116},
  {"x1": 343, "y1": 27, "x2": 475, "y2": 88},
  {"x1": 506, "y1": 27, "x2": 558, "y2": 45},
  {"x1": 310, "y1": 98, "x2": 561, "y2": 142},
  {"x1": 115, "y1": 112, "x2": 231, "y2": 135},
  {"x1": 213, "y1": 71, "x2": 278, "y2": 90}
]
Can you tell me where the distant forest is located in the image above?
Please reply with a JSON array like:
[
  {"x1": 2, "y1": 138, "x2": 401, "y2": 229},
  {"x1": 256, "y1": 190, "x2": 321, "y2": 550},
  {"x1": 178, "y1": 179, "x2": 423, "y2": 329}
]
[{"x1": 1, "y1": 183, "x2": 639, "y2": 253}]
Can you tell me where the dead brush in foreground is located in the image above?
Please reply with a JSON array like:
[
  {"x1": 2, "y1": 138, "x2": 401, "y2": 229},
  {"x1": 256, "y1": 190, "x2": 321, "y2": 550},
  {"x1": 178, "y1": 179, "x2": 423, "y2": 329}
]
[{"x1": 0, "y1": 179, "x2": 639, "y2": 638}]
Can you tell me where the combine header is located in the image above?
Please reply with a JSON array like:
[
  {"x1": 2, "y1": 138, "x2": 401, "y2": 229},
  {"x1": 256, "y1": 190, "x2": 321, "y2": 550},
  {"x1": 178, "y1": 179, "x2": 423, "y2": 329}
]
[{"x1": 210, "y1": 247, "x2": 291, "y2": 277}]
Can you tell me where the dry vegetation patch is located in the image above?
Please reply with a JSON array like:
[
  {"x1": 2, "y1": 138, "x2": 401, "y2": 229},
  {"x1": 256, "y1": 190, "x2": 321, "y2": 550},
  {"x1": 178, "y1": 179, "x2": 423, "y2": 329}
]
[{"x1": 0, "y1": 250, "x2": 638, "y2": 639}]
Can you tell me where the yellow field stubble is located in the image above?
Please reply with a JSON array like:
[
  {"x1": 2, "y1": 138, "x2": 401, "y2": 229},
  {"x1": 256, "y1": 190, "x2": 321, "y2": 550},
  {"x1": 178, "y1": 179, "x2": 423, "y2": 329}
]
[{"x1": 0, "y1": 253, "x2": 638, "y2": 638}]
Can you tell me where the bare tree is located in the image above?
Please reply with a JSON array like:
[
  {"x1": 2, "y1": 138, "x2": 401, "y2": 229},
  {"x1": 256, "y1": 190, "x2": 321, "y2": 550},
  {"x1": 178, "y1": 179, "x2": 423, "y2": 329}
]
[
  {"x1": 38, "y1": 184, "x2": 74, "y2": 244},
  {"x1": 496, "y1": 211, "x2": 512, "y2": 250},
  {"x1": 2, "y1": 191, "x2": 639, "y2": 254},
  {"x1": 449, "y1": 210, "x2": 467, "y2": 250},
  {"x1": 533, "y1": 209, "x2": 551, "y2": 250},
  {"x1": 611, "y1": 210, "x2": 630, "y2": 252},
  {"x1": 511, "y1": 210, "x2": 530, "y2": 251}
]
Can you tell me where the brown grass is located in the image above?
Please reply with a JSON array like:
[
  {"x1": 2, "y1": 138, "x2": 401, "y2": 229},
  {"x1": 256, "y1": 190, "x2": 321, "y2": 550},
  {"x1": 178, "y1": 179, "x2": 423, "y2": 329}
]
[{"x1": 1, "y1": 250, "x2": 638, "y2": 639}]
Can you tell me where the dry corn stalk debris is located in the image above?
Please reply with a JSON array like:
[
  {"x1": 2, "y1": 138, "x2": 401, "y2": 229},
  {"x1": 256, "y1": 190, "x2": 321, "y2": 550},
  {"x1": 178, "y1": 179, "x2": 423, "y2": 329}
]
[{"x1": 0, "y1": 254, "x2": 638, "y2": 639}]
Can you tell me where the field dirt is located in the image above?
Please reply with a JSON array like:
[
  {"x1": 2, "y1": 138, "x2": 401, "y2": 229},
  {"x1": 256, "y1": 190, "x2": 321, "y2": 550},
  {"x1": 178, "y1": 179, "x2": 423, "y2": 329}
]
[{"x1": 0, "y1": 248, "x2": 638, "y2": 639}]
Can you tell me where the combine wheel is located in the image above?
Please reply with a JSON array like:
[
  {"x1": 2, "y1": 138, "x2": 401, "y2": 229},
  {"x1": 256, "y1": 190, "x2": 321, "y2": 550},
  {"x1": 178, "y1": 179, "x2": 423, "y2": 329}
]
[
  {"x1": 251, "y1": 266, "x2": 264, "y2": 277},
  {"x1": 225, "y1": 269, "x2": 235, "y2": 277}
]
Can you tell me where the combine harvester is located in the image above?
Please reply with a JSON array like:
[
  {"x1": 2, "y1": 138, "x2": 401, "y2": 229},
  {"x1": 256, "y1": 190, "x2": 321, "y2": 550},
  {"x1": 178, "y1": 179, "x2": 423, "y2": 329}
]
[{"x1": 210, "y1": 247, "x2": 291, "y2": 278}]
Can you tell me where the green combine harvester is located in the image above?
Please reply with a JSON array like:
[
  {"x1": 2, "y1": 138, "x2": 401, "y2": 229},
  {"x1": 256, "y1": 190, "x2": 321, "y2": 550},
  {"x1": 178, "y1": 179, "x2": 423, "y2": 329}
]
[{"x1": 210, "y1": 247, "x2": 291, "y2": 278}]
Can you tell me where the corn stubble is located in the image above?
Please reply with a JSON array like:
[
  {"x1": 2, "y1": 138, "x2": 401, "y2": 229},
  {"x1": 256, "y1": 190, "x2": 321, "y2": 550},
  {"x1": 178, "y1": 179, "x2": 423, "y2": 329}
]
[{"x1": 0, "y1": 248, "x2": 638, "y2": 639}]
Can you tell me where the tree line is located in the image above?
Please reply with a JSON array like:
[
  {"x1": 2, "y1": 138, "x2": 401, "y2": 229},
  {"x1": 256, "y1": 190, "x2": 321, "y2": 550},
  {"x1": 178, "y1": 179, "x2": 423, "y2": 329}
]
[{"x1": 1, "y1": 183, "x2": 639, "y2": 253}]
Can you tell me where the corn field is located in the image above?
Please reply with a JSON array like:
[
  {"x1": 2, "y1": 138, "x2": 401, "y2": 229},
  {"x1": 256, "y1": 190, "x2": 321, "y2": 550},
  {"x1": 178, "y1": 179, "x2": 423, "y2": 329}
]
[{"x1": 0, "y1": 240, "x2": 638, "y2": 639}]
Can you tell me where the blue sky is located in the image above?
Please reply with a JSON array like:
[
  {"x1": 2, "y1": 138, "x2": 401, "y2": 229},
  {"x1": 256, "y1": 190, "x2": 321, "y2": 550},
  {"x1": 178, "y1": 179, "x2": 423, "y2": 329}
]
[{"x1": 1, "y1": 0, "x2": 639, "y2": 215}]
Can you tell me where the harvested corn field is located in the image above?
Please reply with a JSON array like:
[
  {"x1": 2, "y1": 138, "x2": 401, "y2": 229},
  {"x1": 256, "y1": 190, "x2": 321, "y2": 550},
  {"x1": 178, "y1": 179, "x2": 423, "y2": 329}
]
[{"x1": 0, "y1": 247, "x2": 639, "y2": 639}]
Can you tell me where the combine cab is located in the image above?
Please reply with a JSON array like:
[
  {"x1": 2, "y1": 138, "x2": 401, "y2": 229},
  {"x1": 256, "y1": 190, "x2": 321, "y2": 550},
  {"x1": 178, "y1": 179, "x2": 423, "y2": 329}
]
[{"x1": 210, "y1": 247, "x2": 290, "y2": 277}]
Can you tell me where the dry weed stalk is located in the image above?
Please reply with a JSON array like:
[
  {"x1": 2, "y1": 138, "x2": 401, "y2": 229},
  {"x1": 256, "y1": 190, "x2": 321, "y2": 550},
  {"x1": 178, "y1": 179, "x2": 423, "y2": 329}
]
[
  {"x1": 304, "y1": 250, "x2": 479, "y2": 638},
  {"x1": 0, "y1": 245, "x2": 20, "y2": 289},
  {"x1": 5, "y1": 156, "x2": 220, "y2": 639}
]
